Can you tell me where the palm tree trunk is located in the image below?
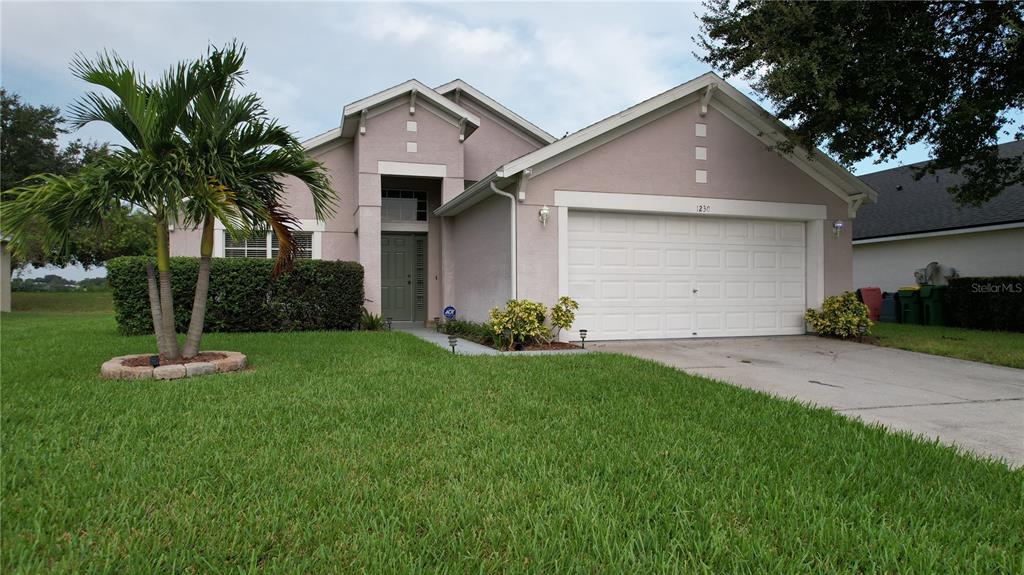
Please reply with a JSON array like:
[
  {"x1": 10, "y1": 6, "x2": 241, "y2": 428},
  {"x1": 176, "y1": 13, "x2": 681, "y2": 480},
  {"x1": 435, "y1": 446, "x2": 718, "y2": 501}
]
[
  {"x1": 182, "y1": 217, "x2": 213, "y2": 358},
  {"x1": 146, "y1": 262, "x2": 168, "y2": 356},
  {"x1": 155, "y1": 217, "x2": 180, "y2": 359}
]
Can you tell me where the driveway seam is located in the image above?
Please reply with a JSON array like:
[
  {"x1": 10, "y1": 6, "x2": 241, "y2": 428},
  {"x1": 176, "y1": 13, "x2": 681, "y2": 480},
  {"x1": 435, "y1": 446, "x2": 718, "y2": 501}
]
[{"x1": 839, "y1": 397, "x2": 1024, "y2": 412}]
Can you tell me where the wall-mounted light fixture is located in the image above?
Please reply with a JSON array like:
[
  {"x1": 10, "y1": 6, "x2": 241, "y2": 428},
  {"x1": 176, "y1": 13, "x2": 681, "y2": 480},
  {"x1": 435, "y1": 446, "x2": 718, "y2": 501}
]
[
  {"x1": 538, "y1": 205, "x2": 551, "y2": 227},
  {"x1": 832, "y1": 219, "x2": 845, "y2": 238}
]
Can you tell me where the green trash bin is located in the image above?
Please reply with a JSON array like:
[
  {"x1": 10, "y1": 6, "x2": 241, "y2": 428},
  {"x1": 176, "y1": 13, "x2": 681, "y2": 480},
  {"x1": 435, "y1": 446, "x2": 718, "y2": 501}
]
[
  {"x1": 898, "y1": 286, "x2": 922, "y2": 325},
  {"x1": 919, "y1": 285, "x2": 948, "y2": 326}
]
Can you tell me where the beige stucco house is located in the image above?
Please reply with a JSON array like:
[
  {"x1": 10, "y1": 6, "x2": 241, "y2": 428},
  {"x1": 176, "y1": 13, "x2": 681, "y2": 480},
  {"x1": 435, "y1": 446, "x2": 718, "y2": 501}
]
[{"x1": 170, "y1": 72, "x2": 877, "y2": 340}]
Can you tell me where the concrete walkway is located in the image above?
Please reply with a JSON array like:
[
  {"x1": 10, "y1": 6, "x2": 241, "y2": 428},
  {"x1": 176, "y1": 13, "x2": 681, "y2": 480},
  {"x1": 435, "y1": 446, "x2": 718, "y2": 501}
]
[
  {"x1": 393, "y1": 322, "x2": 499, "y2": 355},
  {"x1": 394, "y1": 322, "x2": 590, "y2": 357},
  {"x1": 591, "y1": 336, "x2": 1024, "y2": 467}
]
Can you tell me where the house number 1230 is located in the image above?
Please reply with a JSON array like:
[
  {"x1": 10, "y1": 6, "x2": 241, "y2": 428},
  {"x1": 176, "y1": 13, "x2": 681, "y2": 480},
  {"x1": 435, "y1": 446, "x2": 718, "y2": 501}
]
[{"x1": 696, "y1": 204, "x2": 711, "y2": 213}]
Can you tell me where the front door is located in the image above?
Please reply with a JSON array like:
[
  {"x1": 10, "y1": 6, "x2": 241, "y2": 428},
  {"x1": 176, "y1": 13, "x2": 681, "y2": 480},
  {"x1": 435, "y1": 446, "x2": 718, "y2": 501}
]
[{"x1": 381, "y1": 233, "x2": 424, "y2": 321}]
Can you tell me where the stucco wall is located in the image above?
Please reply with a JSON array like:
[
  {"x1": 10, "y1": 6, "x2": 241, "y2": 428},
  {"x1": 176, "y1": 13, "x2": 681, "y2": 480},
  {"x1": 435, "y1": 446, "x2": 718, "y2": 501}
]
[
  {"x1": 853, "y1": 227, "x2": 1024, "y2": 292},
  {"x1": 459, "y1": 99, "x2": 546, "y2": 182},
  {"x1": 451, "y1": 194, "x2": 512, "y2": 322},
  {"x1": 517, "y1": 101, "x2": 853, "y2": 307},
  {"x1": 168, "y1": 139, "x2": 359, "y2": 260}
]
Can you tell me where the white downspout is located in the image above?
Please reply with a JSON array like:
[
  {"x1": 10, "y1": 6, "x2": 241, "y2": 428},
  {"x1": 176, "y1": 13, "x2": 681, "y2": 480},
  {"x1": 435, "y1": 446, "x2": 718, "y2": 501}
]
[{"x1": 490, "y1": 182, "x2": 517, "y2": 299}]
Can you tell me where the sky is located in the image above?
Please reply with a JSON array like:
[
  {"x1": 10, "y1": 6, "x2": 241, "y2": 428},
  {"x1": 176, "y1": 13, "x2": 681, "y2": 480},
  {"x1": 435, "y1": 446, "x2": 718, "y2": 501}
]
[{"x1": 2, "y1": 1, "x2": 1020, "y2": 279}]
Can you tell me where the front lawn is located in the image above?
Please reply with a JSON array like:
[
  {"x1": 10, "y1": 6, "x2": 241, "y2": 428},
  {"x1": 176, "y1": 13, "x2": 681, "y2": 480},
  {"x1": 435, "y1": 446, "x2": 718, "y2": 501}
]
[
  {"x1": 2, "y1": 303, "x2": 1022, "y2": 572},
  {"x1": 870, "y1": 322, "x2": 1024, "y2": 369}
]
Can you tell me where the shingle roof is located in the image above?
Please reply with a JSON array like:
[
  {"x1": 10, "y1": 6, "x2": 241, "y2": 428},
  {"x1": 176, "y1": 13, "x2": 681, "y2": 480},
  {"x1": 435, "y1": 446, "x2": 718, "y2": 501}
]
[{"x1": 854, "y1": 140, "x2": 1024, "y2": 240}]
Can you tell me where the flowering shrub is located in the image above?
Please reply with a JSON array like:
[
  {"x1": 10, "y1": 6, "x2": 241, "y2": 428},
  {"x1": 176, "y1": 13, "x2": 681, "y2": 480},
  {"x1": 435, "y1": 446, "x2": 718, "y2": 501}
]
[
  {"x1": 804, "y1": 292, "x2": 873, "y2": 339},
  {"x1": 550, "y1": 296, "x2": 579, "y2": 337},
  {"x1": 488, "y1": 299, "x2": 548, "y2": 350}
]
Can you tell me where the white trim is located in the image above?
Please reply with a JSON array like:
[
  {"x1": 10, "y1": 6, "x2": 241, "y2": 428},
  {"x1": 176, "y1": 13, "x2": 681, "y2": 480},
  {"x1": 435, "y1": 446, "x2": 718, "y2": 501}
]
[
  {"x1": 557, "y1": 205, "x2": 569, "y2": 342},
  {"x1": 557, "y1": 202, "x2": 824, "y2": 339},
  {"x1": 382, "y1": 221, "x2": 429, "y2": 233},
  {"x1": 806, "y1": 219, "x2": 825, "y2": 310},
  {"x1": 553, "y1": 190, "x2": 828, "y2": 221},
  {"x1": 341, "y1": 79, "x2": 479, "y2": 139},
  {"x1": 213, "y1": 219, "x2": 325, "y2": 258},
  {"x1": 302, "y1": 127, "x2": 344, "y2": 150},
  {"x1": 494, "y1": 72, "x2": 876, "y2": 206},
  {"x1": 852, "y1": 221, "x2": 1024, "y2": 245},
  {"x1": 435, "y1": 79, "x2": 556, "y2": 144},
  {"x1": 377, "y1": 161, "x2": 447, "y2": 178}
]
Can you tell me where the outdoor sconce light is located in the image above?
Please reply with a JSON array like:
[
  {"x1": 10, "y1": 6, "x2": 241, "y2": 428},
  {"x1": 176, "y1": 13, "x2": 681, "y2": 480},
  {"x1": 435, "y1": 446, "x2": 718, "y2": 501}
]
[
  {"x1": 448, "y1": 335, "x2": 458, "y2": 354},
  {"x1": 579, "y1": 329, "x2": 588, "y2": 349},
  {"x1": 386, "y1": 317, "x2": 393, "y2": 331},
  {"x1": 434, "y1": 316, "x2": 441, "y2": 332},
  {"x1": 148, "y1": 355, "x2": 160, "y2": 368},
  {"x1": 538, "y1": 205, "x2": 550, "y2": 227},
  {"x1": 832, "y1": 219, "x2": 844, "y2": 238}
]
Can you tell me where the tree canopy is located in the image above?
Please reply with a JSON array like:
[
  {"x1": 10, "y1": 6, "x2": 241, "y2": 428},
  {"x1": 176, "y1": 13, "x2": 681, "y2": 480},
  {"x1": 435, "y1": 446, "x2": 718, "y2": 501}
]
[
  {"x1": 698, "y1": 0, "x2": 1024, "y2": 205},
  {"x1": 1, "y1": 88, "x2": 151, "y2": 268}
]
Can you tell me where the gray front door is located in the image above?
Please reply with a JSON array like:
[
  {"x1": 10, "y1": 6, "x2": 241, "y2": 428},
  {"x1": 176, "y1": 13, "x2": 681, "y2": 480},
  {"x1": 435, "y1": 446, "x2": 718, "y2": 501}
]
[{"x1": 381, "y1": 234, "x2": 424, "y2": 321}]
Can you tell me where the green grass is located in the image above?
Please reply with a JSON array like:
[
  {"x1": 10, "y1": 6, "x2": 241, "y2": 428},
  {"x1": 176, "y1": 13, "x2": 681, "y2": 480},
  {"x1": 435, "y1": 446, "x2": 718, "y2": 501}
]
[
  {"x1": 2, "y1": 297, "x2": 1022, "y2": 572},
  {"x1": 871, "y1": 322, "x2": 1024, "y2": 369},
  {"x1": 9, "y1": 290, "x2": 114, "y2": 314}
]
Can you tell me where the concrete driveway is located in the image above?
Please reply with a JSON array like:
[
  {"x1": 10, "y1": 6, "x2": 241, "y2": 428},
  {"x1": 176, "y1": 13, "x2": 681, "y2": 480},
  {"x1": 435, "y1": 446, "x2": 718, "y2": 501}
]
[{"x1": 591, "y1": 336, "x2": 1024, "y2": 467}]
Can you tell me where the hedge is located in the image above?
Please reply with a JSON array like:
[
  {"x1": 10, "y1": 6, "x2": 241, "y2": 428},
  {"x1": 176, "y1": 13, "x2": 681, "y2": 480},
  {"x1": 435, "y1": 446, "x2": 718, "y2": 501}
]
[
  {"x1": 107, "y1": 257, "x2": 364, "y2": 335},
  {"x1": 945, "y1": 276, "x2": 1024, "y2": 332}
]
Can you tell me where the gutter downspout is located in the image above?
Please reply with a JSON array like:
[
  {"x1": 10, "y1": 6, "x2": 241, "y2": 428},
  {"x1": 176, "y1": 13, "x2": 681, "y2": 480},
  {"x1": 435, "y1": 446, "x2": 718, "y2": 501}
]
[{"x1": 490, "y1": 182, "x2": 517, "y2": 299}]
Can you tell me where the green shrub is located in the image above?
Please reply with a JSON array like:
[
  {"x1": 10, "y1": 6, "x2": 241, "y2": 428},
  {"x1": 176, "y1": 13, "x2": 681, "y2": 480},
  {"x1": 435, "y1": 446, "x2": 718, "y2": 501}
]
[
  {"x1": 550, "y1": 296, "x2": 580, "y2": 337},
  {"x1": 360, "y1": 309, "x2": 385, "y2": 331},
  {"x1": 946, "y1": 276, "x2": 1024, "y2": 332},
  {"x1": 488, "y1": 299, "x2": 549, "y2": 350},
  {"x1": 440, "y1": 320, "x2": 496, "y2": 346},
  {"x1": 107, "y1": 256, "x2": 363, "y2": 335},
  {"x1": 805, "y1": 292, "x2": 873, "y2": 339}
]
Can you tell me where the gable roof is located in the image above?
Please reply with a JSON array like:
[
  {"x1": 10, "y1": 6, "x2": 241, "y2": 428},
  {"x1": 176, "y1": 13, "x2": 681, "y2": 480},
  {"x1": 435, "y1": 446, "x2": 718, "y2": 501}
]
[
  {"x1": 302, "y1": 79, "x2": 481, "y2": 150},
  {"x1": 439, "y1": 72, "x2": 877, "y2": 216},
  {"x1": 854, "y1": 140, "x2": 1024, "y2": 240},
  {"x1": 434, "y1": 79, "x2": 556, "y2": 145}
]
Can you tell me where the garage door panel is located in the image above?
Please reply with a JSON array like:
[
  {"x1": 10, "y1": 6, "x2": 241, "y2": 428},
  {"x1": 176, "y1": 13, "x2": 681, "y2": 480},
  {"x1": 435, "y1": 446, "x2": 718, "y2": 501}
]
[{"x1": 568, "y1": 210, "x2": 807, "y2": 340}]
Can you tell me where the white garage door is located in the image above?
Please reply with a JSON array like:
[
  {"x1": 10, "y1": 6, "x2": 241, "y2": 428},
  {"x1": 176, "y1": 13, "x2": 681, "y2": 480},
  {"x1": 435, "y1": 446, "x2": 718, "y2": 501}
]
[{"x1": 567, "y1": 210, "x2": 806, "y2": 340}]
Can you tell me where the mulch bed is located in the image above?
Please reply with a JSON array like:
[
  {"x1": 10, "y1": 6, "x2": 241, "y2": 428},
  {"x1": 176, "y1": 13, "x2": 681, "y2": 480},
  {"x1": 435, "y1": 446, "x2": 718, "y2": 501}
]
[
  {"x1": 122, "y1": 352, "x2": 227, "y2": 367},
  {"x1": 515, "y1": 342, "x2": 581, "y2": 352}
]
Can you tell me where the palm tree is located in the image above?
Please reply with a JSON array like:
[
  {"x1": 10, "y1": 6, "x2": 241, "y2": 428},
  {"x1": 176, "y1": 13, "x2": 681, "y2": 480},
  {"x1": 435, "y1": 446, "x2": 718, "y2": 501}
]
[
  {"x1": 1, "y1": 43, "x2": 335, "y2": 360},
  {"x1": 175, "y1": 43, "x2": 334, "y2": 357},
  {"x1": 4, "y1": 52, "x2": 203, "y2": 358}
]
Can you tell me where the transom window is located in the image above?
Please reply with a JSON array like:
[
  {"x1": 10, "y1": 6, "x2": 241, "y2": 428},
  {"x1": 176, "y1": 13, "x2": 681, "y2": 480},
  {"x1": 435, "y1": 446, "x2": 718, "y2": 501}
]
[
  {"x1": 225, "y1": 231, "x2": 313, "y2": 259},
  {"x1": 382, "y1": 189, "x2": 427, "y2": 222}
]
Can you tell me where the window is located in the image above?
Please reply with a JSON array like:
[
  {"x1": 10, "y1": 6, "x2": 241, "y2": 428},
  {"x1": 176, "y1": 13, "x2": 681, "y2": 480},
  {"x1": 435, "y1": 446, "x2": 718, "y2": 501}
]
[
  {"x1": 224, "y1": 232, "x2": 267, "y2": 258},
  {"x1": 224, "y1": 231, "x2": 314, "y2": 259},
  {"x1": 382, "y1": 189, "x2": 427, "y2": 222},
  {"x1": 271, "y1": 232, "x2": 313, "y2": 259}
]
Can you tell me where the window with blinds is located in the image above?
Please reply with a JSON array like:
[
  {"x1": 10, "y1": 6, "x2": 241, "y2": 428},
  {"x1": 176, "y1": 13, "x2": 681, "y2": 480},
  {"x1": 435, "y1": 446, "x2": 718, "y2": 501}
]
[
  {"x1": 224, "y1": 233, "x2": 268, "y2": 258},
  {"x1": 271, "y1": 232, "x2": 313, "y2": 259},
  {"x1": 224, "y1": 231, "x2": 314, "y2": 259}
]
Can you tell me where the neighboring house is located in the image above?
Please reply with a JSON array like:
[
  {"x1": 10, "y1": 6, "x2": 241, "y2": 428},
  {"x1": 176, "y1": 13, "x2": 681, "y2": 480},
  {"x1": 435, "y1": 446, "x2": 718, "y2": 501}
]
[
  {"x1": 170, "y1": 73, "x2": 876, "y2": 340},
  {"x1": 854, "y1": 140, "x2": 1024, "y2": 292}
]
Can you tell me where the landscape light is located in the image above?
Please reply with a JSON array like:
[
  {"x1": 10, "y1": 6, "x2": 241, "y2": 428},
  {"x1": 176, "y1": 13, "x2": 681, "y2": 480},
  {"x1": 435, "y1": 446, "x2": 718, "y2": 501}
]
[
  {"x1": 579, "y1": 329, "x2": 588, "y2": 349},
  {"x1": 448, "y1": 335, "x2": 458, "y2": 354}
]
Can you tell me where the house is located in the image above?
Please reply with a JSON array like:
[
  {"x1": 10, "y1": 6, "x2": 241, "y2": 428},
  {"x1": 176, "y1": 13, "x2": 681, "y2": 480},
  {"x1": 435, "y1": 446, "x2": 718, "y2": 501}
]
[
  {"x1": 170, "y1": 72, "x2": 877, "y2": 340},
  {"x1": 854, "y1": 140, "x2": 1024, "y2": 292}
]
